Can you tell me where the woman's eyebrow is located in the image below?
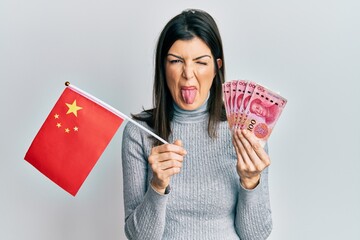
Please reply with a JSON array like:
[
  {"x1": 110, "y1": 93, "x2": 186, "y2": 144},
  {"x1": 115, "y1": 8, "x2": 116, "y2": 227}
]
[
  {"x1": 167, "y1": 53, "x2": 212, "y2": 61},
  {"x1": 193, "y1": 55, "x2": 212, "y2": 60},
  {"x1": 167, "y1": 53, "x2": 183, "y2": 60}
]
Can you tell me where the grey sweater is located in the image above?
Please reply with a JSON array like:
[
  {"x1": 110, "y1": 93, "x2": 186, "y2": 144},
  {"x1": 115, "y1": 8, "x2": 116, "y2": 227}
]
[{"x1": 121, "y1": 102, "x2": 272, "y2": 240}]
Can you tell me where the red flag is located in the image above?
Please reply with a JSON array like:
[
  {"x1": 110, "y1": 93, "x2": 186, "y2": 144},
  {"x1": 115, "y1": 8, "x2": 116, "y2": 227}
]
[{"x1": 25, "y1": 87, "x2": 124, "y2": 196}]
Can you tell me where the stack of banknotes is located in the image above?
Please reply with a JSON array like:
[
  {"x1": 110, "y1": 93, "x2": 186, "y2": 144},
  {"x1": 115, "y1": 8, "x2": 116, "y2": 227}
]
[{"x1": 222, "y1": 80, "x2": 287, "y2": 146}]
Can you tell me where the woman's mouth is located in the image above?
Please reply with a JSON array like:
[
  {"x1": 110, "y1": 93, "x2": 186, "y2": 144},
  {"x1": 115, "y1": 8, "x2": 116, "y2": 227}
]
[{"x1": 181, "y1": 86, "x2": 197, "y2": 104}]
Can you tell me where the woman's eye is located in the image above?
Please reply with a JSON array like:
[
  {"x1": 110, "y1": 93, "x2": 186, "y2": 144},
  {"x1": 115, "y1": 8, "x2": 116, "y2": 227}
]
[
  {"x1": 169, "y1": 59, "x2": 182, "y2": 64},
  {"x1": 197, "y1": 61, "x2": 208, "y2": 65}
]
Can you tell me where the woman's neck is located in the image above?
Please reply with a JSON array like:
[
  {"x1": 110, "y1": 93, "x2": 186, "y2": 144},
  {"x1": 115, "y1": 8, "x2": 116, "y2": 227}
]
[{"x1": 172, "y1": 94, "x2": 209, "y2": 123}]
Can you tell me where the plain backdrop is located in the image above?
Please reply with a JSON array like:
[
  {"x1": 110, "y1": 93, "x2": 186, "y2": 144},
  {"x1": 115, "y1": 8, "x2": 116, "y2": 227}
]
[{"x1": 1, "y1": 0, "x2": 359, "y2": 239}]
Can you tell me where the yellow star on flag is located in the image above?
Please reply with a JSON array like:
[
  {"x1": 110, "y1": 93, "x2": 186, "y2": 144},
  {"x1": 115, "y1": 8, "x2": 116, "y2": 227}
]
[{"x1": 66, "y1": 100, "x2": 83, "y2": 117}]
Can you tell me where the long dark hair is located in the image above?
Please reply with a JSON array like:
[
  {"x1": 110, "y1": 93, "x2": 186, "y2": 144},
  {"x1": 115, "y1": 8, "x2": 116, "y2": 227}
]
[{"x1": 133, "y1": 9, "x2": 226, "y2": 145}]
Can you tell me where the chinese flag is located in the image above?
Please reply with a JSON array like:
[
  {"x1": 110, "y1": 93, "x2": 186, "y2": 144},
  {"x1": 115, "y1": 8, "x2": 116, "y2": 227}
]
[{"x1": 25, "y1": 87, "x2": 124, "y2": 196}]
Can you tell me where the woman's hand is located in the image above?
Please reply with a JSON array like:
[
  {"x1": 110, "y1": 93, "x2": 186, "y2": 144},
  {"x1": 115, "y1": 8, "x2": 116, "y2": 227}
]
[
  {"x1": 148, "y1": 140, "x2": 187, "y2": 194},
  {"x1": 232, "y1": 129, "x2": 270, "y2": 190}
]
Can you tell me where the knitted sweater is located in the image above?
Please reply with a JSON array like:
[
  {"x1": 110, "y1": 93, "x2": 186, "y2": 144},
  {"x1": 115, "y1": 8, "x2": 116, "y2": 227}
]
[{"x1": 121, "y1": 101, "x2": 272, "y2": 240}]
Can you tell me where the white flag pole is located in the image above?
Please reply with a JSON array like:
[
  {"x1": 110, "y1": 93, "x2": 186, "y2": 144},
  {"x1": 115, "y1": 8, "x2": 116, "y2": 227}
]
[{"x1": 65, "y1": 82, "x2": 169, "y2": 145}]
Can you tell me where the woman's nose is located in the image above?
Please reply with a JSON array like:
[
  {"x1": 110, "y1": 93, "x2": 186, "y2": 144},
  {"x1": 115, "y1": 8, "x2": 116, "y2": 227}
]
[{"x1": 182, "y1": 64, "x2": 194, "y2": 80}]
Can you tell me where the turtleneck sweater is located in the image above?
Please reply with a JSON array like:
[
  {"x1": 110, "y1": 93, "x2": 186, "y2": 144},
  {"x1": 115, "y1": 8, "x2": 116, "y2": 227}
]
[
  {"x1": 121, "y1": 99, "x2": 272, "y2": 240},
  {"x1": 172, "y1": 93, "x2": 210, "y2": 123}
]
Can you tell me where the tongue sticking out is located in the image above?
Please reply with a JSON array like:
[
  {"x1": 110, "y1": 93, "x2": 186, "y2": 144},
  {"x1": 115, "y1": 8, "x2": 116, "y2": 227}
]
[{"x1": 181, "y1": 89, "x2": 197, "y2": 104}]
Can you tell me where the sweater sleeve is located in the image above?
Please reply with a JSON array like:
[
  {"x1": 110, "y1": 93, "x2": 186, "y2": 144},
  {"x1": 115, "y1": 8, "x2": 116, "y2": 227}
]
[
  {"x1": 121, "y1": 122, "x2": 169, "y2": 240},
  {"x1": 235, "y1": 144, "x2": 273, "y2": 240}
]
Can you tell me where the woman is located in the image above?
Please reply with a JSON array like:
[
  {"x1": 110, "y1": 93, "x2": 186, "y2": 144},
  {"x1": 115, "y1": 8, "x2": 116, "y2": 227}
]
[{"x1": 122, "y1": 9, "x2": 272, "y2": 240}]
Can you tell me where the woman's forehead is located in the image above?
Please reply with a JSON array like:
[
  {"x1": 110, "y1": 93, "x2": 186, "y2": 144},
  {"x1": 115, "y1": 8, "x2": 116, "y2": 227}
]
[{"x1": 167, "y1": 37, "x2": 212, "y2": 57}]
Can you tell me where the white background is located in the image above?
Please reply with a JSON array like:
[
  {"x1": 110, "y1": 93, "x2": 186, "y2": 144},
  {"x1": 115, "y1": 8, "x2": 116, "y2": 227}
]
[{"x1": 1, "y1": 0, "x2": 359, "y2": 239}]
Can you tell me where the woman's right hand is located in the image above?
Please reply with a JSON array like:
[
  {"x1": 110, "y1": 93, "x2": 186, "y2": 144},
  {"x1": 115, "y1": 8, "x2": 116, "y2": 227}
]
[{"x1": 148, "y1": 140, "x2": 187, "y2": 194}]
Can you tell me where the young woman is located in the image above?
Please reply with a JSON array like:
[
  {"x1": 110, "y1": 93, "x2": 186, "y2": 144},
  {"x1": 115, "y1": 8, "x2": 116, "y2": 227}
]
[{"x1": 122, "y1": 9, "x2": 272, "y2": 240}]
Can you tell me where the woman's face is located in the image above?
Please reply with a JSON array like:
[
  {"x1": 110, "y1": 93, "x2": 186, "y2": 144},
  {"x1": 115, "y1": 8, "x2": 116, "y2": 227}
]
[{"x1": 165, "y1": 37, "x2": 221, "y2": 111}]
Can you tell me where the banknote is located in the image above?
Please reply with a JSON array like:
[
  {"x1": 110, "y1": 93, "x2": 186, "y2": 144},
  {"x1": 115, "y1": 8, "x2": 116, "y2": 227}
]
[
  {"x1": 237, "y1": 81, "x2": 256, "y2": 129},
  {"x1": 222, "y1": 80, "x2": 287, "y2": 145},
  {"x1": 234, "y1": 80, "x2": 247, "y2": 128},
  {"x1": 223, "y1": 82, "x2": 232, "y2": 126},
  {"x1": 242, "y1": 84, "x2": 287, "y2": 146},
  {"x1": 230, "y1": 80, "x2": 238, "y2": 126}
]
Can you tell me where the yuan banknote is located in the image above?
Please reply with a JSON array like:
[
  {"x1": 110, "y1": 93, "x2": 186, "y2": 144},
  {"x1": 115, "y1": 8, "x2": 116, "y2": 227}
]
[
  {"x1": 237, "y1": 81, "x2": 256, "y2": 129},
  {"x1": 223, "y1": 82, "x2": 232, "y2": 126},
  {"x1": 233, "y1": 80, "x2": 247, "y2": 129},
  {"x1": 230, "y1": 80, "x2": 238, "y2": 126},
  {"x1": 242, "y1": 84, "x2": 287, "y2": 146}
]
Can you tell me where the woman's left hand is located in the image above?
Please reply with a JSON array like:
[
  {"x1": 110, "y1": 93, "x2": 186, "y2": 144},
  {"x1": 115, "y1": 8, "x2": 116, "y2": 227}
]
[{"x1": 232, "y1": 129, "x2": 271, "y2": 190}]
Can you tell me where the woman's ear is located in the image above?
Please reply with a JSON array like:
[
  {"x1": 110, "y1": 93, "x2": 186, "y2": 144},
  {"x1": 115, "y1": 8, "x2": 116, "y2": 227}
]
[{"x1": 216, "y1": 58, "x2": 223, "y2": 69}]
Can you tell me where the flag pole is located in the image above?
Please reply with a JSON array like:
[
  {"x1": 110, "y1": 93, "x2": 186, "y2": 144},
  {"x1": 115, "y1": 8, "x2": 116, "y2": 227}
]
[{"x1": 65, "y1": 82, "x2": 169, "y2": 144}]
